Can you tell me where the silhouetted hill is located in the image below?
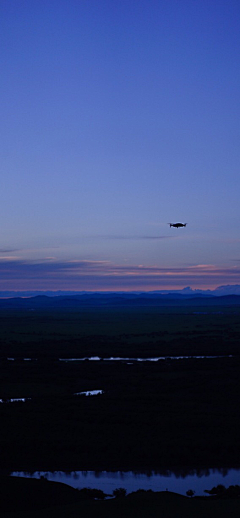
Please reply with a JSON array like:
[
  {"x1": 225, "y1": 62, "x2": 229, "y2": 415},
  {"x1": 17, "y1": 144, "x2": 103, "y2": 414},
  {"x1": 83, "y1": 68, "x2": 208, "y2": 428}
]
[
  {"x1": 1, "y1": 477, "x2": 240, "y2": 517},
  {"x1": 0, "y1": 293, "x2": 240, "y2": 309},
  {"x1": 1, "y1": 285, "x2": 240, "y2": 298}
]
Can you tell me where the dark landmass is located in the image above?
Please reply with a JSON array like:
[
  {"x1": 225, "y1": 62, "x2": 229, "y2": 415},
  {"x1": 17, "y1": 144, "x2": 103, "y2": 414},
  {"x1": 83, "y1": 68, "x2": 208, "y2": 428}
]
[
  {"x1": 1, "y1": 355, "x2": 240, "y2": 470},
  {"x1": 1, "y1": 299, "x2": 240, "y2": 515},
  {"x1": 0, "y1": 299, "x2": 240, "y2": 472},
  {"x1": 1, "y1": 293, "x2": 240, "y2": 309},
  {"x1": 0, "y1": 477, "x2": 240, "y2": 518}
]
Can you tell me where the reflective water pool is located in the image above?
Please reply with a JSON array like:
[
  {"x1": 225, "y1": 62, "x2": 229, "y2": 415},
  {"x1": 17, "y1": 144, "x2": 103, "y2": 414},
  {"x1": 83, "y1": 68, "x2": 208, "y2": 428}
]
[
  {"x1": 10, "y1": 468, "x2": 240, "y2": 496},
  {"x1": 74, "y1": 390, "x2": 104, "y2": 396},
  {"x1": 59, "y1": 355, "x2": 233, "y2": 362}
]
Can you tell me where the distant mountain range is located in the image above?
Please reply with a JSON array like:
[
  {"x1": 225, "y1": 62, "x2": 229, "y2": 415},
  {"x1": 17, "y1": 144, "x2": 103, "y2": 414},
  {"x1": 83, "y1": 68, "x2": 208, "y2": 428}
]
[
  {"x1": 1, "y1": 284, "x2": 240, "y2": 298},
  {"x1": 0, "y1": 288, "x2": 240, "y2": 308}
]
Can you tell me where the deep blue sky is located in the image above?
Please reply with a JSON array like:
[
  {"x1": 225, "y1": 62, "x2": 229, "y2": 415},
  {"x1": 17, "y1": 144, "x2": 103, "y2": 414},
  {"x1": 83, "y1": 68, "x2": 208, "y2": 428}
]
[{"x1": 1, "y1": 0, "x2": 240, "y2": 290}]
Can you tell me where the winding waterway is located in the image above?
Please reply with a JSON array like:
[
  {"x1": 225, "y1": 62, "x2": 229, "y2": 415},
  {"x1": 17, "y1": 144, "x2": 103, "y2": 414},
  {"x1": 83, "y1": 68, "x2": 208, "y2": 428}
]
[
  {"x1": 5, "y1": 355, "x2": 233, "y2": 362},
  {"x1": 59, "y1": 355, "x2": 233, "y2": 362}
]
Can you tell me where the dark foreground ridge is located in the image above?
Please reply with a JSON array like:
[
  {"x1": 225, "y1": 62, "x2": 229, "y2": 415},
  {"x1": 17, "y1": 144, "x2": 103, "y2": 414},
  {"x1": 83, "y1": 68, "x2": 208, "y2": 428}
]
[{"x1": 1, "y1": 477, "x2": 240, "y2": 518}]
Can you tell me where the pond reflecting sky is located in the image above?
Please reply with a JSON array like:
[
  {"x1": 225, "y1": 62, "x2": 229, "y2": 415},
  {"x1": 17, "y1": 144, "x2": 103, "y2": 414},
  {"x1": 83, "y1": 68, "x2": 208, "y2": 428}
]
[{"x1": 10, "y1": 469, "x2": 240, "y2": 496}]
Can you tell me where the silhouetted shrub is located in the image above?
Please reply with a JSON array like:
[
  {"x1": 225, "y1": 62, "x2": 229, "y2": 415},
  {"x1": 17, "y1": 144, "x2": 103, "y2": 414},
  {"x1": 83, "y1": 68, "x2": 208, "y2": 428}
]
[
  {"x1": 186, "y1": 489, "x2": 195, "y2": 497},
  {"x1": 204, "y1": 484, "x2": 226, "y2": 496},
  {"x1": 205, "y1": 484, "x2": 240, "y2": 499},
  {"x1": 113, "y1": 487, "x2": 127, "y2": 498}
]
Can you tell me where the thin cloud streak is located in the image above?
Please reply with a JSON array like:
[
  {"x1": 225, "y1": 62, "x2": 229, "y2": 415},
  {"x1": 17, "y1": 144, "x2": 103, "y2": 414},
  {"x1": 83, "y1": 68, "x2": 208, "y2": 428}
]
[
  {"x1": 79, "y1": 235, "x2": 176, "y2": 241},
  {"x1": 0, "y1": 249, "x2": 19, "y2": 253},
  {"x1": 0, "y1": 258, "x2": 240, "y2": 290},
  {"x1": 101, "y1": 235, "x2": 175, "y2": 240},
  {"x1": 0, "y1": 246, "x2": 59, "y2": 254}
]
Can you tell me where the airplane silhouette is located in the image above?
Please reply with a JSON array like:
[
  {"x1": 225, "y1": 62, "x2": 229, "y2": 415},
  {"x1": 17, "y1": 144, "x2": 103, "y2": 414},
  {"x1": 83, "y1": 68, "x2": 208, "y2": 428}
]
[{"x1": 168, "y1": 223, "x2": 187, "y2": 228}]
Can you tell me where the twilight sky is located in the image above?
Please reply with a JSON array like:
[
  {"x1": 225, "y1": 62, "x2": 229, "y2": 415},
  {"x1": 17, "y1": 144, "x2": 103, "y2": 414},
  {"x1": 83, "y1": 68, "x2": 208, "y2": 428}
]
[{"x1": 1, "y1": 0, "x2": 240, "y2": 291}]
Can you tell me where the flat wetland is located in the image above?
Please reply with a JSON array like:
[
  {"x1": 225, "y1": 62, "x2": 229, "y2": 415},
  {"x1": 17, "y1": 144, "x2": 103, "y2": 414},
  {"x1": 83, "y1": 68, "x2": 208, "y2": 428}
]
[{"x1": 1, "y1": 301, "x2": 240, "y2": 515}]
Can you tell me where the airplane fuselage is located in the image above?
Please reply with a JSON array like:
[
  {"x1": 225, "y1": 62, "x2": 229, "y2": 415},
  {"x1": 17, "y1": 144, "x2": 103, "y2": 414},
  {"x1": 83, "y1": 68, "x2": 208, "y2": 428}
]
[{"x1": 169, "y1": 223, "x2": 187, "y2": 228}]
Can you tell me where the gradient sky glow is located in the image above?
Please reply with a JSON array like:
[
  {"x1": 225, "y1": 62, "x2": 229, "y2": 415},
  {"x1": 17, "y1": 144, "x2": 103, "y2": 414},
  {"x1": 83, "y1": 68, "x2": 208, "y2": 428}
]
[{"x1": 1, "y1": 0, "x2": 240, "y2": 291}]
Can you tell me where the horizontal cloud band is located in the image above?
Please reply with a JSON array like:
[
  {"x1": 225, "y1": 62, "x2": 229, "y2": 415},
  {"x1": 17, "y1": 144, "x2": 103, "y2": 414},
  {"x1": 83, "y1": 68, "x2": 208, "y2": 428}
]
[{"x1": 0, "y1": 258, "x2": 239, "y2": 290}]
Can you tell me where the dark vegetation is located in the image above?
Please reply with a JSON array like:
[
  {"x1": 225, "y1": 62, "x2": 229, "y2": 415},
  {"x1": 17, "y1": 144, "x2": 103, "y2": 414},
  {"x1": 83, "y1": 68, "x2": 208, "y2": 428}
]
[
  {"x1": 0, "y1": 298, "x2": 240, "y2": 472},
  {"x1": 1, "y1": 477, "x2": 240, "y2": 518},
  {"x1": 204, "y1": 484, "x2": 240, "y2": 498}
]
